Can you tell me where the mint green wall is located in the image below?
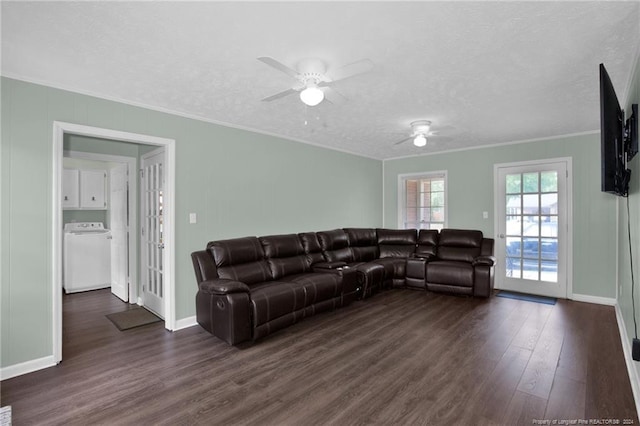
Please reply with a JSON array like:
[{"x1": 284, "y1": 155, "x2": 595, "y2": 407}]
[
  {"x1": 1, "y1": 77, "x2": 382, "y2": 368},
  {"x1": 384, "y1": 133, "x2": 618, "y2": 298},
  {"x1": 618, "y1": 50, "x2": 640, "y2": 376}
]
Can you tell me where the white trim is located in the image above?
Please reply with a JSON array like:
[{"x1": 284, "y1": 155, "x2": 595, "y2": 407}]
[
  {"x1": 615, "y1": 302, "x2": 640, "y2": 419},
  {"x1": 0, "y1": 356, "x2": 56, "y2": 381},
  {"x1": 174, "y1": 316, "x2": 198, "y2": 331},
  {"x1": 570, "y1": 293, "x2": 617, "y2": 306},
  {"x1": 385, "y1": 131, "x2": 599, "y2": 162},
  {"x1": 397, "y1": 170, "x2": 448, "y2": 230},
  {"x1": 64, "y1": 150, "x2": 138, "y2": 304},
  {"x1": 52, "y1": 121, "x2": 177, "y2": 367},
  {"x1": 4, "y1": 74, "x2": 379, "y2": 161}
]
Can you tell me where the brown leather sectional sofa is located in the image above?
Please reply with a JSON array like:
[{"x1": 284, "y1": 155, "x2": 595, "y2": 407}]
[{"x1": 191, "y1": 228, "x2": 495, "y2": 345}]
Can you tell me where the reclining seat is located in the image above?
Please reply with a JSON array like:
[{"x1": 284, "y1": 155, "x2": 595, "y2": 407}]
[
  {"x1": 191, "y1": 237, "x2": 264, "y2": 345},
  {"x1": 317, "y1": 229, "x2": 384, "y2": 299},
  {"x1": 192, "y1": 234, "x2": 353, "y2": 345},
  {"x1": 373, "y1": 229, "x2": 418, "y2": 288},
  {"x1": 256, "y1": 234, "x2": 348, "y2": 339},
  {"x1": 425, "y1": 229, "x2": 496, "y2": 297}
]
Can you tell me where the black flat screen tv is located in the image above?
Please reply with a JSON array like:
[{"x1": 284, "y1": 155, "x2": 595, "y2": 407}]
[{"x1": 600, "y1": 63, "x2": 628, "y2": 196}]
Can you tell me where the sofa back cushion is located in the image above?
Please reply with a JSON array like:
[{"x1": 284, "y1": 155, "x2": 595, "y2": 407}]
[
  {"x1": 376, "y1": 228, "x2": 417, "y2": 258},
  {"x1": 344, "y1": 228, "x2": 379, "y2": 262},
  {"x1": 317, "y1": 229, "x2": 354, "y2": 263},
  {"x1": 437, "y1": 229, "x2": 483, "y2": 262},
  {"x1": 259, "y1": 234, "x2": 310, "y2": 279},
  {"x1": 208, "y1": 237, "x2": 273, "y2": 284},
  {"x1": 298, "y1": 232, "x2": 325, "y2": 265},
  {"x1": 416, "y1": 230, "x2": 439, "y2": 258}
]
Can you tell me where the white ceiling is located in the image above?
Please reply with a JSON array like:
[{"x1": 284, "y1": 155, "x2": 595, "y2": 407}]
[{"x1": 2, "y1": 1, "x2": 639, "y2": 160}]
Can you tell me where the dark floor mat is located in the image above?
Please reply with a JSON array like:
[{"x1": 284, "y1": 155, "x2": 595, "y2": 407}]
[
  {"x1": 496, "y1": 290, "x2": 557, "y2": 305},
  {"x1": 106, "y1": 307, "x2": 162, "y2": 331}
]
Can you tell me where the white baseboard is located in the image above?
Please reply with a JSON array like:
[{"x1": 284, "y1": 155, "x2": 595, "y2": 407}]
[
  {"x1": 0, "y1": 355, "x2": 56, "y2": 381},
  {"x1": 173, "y1": 315, "x2": 197, "y2": 331},
  {"x1": 615, "y1": 303, "x2": 640, "y2": 419},
  {"x1": 570, "y1": 293, "x2": 617, "y2": 306}
]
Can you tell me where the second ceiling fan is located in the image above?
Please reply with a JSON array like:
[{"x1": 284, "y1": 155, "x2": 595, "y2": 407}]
[{"x1": 258, "y1": 56, "x2": 374, "y2": 106}]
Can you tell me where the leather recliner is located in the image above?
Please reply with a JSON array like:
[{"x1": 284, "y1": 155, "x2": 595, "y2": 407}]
[
  {"x1": 191, "y1": 233, "x2": 357, "y2": 345},
  {"x1": 420, "y1": 229, "x2": 496, "y2": 297}
]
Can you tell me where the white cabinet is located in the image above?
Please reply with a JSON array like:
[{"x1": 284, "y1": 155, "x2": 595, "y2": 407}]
[
  {"x1": 63, "y1": 168, "x2": 107, "y2": 210},
  {"x1": 80, "y1": 170, "x2": 107, "y2": 208},
  {"x1": 62, "y1": 169, "x2": 80, "y2": 208}
]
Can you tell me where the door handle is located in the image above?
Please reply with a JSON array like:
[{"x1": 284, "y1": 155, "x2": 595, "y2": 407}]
[{"x1": 499, "y1": 234, "x2": 505, "y2": 238}]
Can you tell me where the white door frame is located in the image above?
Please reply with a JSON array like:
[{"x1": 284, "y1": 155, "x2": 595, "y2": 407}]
[
  {"x1": 493, "y1": 157, "x2": 573, "y2": 298},
  {"x1": 52, "y1": 121, "x2": 176, "y2": 364},
  {"x1": 64, "y1": 150, "x2": 138, "y2": 303}
]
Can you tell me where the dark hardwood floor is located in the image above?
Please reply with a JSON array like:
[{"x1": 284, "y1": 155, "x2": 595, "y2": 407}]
[{"x1": 1, "y1": 288, "x2": 638, "y2": 425}]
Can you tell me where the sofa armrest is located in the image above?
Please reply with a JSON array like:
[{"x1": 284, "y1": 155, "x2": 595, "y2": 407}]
[
  {"x1": 199, "y1": 279, "x2": 250, "y2": 295},
  {"x1": 313, "y1": 261, "x2": 348, "y2": 271},
  {"x1": 411, "y1": 253, "x2": 436, "y2": 262},
  {"x1": 473, "y1": 256, "x2": 496, "y2": 266}
]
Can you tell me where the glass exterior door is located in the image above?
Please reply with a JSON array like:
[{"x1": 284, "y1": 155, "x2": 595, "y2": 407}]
[{"x1": 496, "y1": 161, "x2": 569, "y2": 298}]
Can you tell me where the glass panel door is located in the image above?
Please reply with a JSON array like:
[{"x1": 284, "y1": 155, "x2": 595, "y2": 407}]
[{"x1": 496, "y1": 160, "x2": 568, "y2": 298}]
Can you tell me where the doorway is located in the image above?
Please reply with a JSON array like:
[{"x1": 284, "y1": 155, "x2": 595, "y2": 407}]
[
  {"x1": 52, "y1": 122, "x2": 176, "y2": 364},
  {"x1": 63, "y1": 151, "x2": 137, "y2": 303},
  {"x1": 494, "y1": 158, "x2": 573, "y2": 299}
]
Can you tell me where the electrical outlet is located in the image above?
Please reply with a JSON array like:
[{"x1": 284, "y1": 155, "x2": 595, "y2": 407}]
[
  {"x1": 189, "y1": 213, "x2": 197, "y2": 224},
  {"x1": 482, "y1": 211, "x2": 489, "y2": 219}
]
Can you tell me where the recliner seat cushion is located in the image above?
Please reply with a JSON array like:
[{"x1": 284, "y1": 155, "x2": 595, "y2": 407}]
[
  {"x1": 285, "y1": 273, "x2": 341, "y2": 306},
  {"x1": 427, "y1": 261, "x2": 474, "y2": 287},
  {"x1": 251, "y1": 282, "x2": 306, "y2": 326},
  {"x1": 373, "y1": 257, "x2": 406, "y2": 278}
]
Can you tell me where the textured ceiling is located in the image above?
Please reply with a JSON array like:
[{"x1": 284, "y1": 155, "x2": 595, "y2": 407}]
[{"x1": 2, "y1": 1, "x2": 639, "y2": 159}]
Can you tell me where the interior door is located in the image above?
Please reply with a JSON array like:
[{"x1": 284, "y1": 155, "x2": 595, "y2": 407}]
[
  {"x1": 495, "y1": 160, "x2": 569, "y2": 298},
  {"x1": 109, "y1": 163, "x2": 129, "y2": 302},
  {"x1": 141, "y1": 148, "x2": 165, "y2": 318}
]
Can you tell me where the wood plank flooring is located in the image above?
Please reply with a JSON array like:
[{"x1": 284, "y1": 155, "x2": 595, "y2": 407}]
[{"x1": 1, "y1": 288, "x2": 638, "y2": 425}]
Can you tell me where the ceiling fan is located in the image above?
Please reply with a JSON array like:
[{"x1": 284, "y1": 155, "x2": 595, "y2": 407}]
[
  {"x1": 394, "y1": 120, "x2": 448, "y2": 147},
  {"x1": 258, "y1": 57, "x2": 374, "y2": 106}
]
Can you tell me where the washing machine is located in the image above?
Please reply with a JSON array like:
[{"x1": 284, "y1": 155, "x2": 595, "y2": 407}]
[{"x1": 63, "y1": 222, "x2": 112, "y2": 293}]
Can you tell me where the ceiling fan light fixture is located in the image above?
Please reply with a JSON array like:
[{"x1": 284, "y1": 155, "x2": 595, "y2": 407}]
[
  {"x1": 300, "y1": 86, "x2": 324, "y2": 106},
  {"x1": 413, "y1": 134, "x2": 427, "y2": 147}
]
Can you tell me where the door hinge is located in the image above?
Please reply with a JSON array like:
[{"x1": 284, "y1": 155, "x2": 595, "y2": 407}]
[
  {"x1": 140, "y1": 169, "x2": 144, "y2": 178},
  {"x1": 141, "y1": 227, "x2": 144, "y2": 236}
]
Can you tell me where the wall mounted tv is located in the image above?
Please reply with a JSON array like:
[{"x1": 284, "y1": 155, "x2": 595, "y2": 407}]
[{"x1": 600, "y1": 63, "x2": 638, "y2": 197}]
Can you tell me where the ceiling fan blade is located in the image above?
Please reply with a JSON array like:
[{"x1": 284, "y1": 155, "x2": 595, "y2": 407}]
[
  {"x1": 394, "y1": 137, "x2": 413, "y2": 145},
  {"x1": 323, "y1": 87, "x2": 348, "y2": 105},
  {"x1": 261, "y1": 88, "x2": 297, "y2": 102},
  {"x1": 326, "y1": 59, "x2": 374, "y2": 83},
  {"x1": 257, "y1": 57, "x2": 300, "y2": 79}
]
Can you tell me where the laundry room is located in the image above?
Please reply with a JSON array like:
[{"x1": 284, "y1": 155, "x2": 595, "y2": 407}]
[{"x1": 62, "y1": 134, "x2": 150, "y2": 305}]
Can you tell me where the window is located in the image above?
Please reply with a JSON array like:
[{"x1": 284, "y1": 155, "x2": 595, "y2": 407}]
[{"x1": 399, "y1": 172, "x2": 447, "y2": 230}]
